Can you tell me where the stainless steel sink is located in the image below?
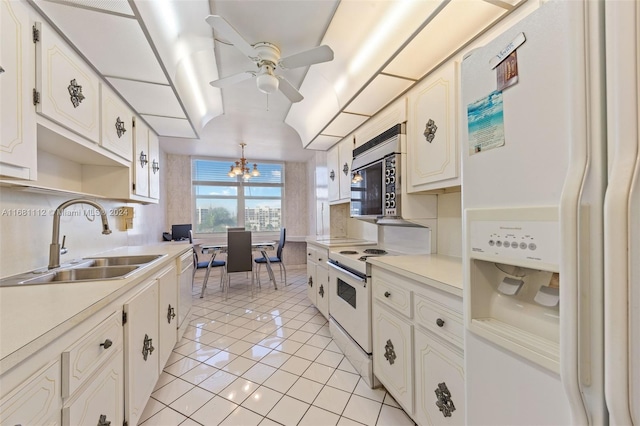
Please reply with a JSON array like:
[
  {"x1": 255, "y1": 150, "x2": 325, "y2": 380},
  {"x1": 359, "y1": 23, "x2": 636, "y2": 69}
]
[
  {"x1": 83, "y1": 254, "x2": 164, "y2": 267},
  {"x1": 9, "y1": 266, "x2": 139, "y2": 286}
]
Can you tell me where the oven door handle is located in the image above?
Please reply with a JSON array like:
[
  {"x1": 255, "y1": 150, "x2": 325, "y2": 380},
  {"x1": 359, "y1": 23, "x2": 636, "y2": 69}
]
[{"x1": 328, "y1": 262, "x2": 366, "y2": 285}]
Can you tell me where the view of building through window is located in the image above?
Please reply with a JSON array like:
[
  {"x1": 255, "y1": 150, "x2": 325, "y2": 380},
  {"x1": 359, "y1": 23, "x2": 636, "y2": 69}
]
[{"x1": 192, "y1": 159, "x2": 283, "y2": 234}]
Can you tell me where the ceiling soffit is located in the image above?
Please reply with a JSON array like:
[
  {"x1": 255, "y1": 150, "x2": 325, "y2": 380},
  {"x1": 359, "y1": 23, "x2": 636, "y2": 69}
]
[{"x1": 287, "y1": 0, "x2": 530, "y2": 150}]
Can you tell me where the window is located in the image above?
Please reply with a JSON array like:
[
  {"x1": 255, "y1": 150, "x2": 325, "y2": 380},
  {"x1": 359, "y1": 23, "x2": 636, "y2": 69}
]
[{"x1": 192, "y1": 159, "x2": 284, "y2": 234}]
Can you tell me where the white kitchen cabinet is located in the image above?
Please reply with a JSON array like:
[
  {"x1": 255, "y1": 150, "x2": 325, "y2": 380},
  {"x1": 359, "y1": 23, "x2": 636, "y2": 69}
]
[
  {"x1": 371, "y1": 262, "x2": 463, "y2": 426},
  {"x1": 327, "y1": 135, "x2": 354, "y2": 204},
  {"x1": 62, "y1": 348, "x2": 123, "y2": 426},
  {"x1": 35, "y1": 21, "x2": 100, "y2": 144},
  {"x1": 0, "y1": 359, "x2": 61, "y2": 425},
  {"x1": 0, "y1": 0, "x2": 37, "y2": 180},
  {"x1": 414, "y1": 328, "x2": 464, "y2": 426},
  {"x1": 306, "y1": 243, "x2": 329, "y2": 317},
  {"x1": 406, "y1": 61, "x2": 459, "y2": 192},
  {"x1": 132, "y1": 117, "x2": 160, "y2": 201},
  {"x1": 372, "y1": 302, "x2": 414, "y2": 413},
  {"x1": 101, "y1": 84, "x2": 133, "y2": 161},
  {"x1": 157, "y1": 265, "x2": 178, "y2": 375},
  {"x1": 124, "y1": 279, "x2": 159, "y2": 426},
  {"x1": 177, "y1": 250, "x2": 194, "y2": 341}
]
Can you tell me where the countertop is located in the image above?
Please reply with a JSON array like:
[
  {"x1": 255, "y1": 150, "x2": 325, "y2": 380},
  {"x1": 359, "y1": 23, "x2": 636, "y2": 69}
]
[
  {"x1": 0, "y1": 243, "x2": 192, "y2": 372},
  {"x1": 367, "y1": 254, "x2": 463, "y2": 297}
]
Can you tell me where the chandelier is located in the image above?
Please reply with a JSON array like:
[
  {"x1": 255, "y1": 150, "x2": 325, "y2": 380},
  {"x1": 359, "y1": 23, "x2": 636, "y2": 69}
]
[{"x1": 228, "y1": 143, "x2": 260, "y2": 180}]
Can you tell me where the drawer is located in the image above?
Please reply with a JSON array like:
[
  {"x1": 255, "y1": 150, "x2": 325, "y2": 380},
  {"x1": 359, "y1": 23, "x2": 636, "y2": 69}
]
[
  {"x1": 0, "y1": 359, "x2": 61, "y2": 426},
  {"x1": 307, "y1": 245, "x2": 328, "y2": 264},
  {"x1": 62, "y1": 310, "x2": 123, "y2": 398},
  {"x1": 414, "y1": 293, "x2": 463, "y2": 348},
  {"x1": 179, "y1": 250, "x2": 193, "y2": 272},
  {"x1": 373, "y1": 271, "x2": 412, "y2": 319}
]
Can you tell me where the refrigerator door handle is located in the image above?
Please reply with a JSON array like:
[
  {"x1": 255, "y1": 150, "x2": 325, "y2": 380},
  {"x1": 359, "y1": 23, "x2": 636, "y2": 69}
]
[{"x1": 604, "y1": 1, "x2": 638, "y2": 424}]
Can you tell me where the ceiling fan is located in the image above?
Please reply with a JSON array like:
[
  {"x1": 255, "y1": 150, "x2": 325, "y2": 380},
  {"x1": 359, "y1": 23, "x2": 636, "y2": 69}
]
[{"x1": 205, "y1": 15, "x2": 334, "y2": 103}]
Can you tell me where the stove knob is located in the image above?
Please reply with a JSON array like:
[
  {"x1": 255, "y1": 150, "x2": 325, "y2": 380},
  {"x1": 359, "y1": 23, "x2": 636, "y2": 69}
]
[
  {"x1": 385, "y1": 201, "x2": 391, "y2": 208},
  {"x1": 385, "y1": 169, "x2": 391, "y2": 177},
  {"x1": 389, "y1": 200, "x2": 395, "y2": 208},
  {"x1": 389, "y1": 193, "x2": 396, "y2": 200},
  {"x1": 385, "y1": 193, "x2": 391, "y2": 200},
  {"x1": 389, "y1": 168, "x2": 395, "y2": 176},
  {"x1": 389, "y1": 176, "x2": 395, "y2": 184},
  {"x1": 385, "y1": 177, "x2": 390, "y2": 184}
]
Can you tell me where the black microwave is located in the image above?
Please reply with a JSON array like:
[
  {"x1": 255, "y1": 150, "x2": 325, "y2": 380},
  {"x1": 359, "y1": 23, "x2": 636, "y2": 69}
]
[{"x1": 350, "y1": 125, "x2": 403, "y2": 220}]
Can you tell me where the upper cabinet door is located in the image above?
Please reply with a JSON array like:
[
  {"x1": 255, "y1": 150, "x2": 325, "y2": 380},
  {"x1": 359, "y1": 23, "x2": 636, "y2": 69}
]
[
  {"x1": 339, "y1": 137, "x2": 354, "y2": 200},
  {"x1": 0, "y1": 0, "x2": 37, "y2": 180},
  {"x1": 148, "y1": 129, "x2": 160, "y2": 199},
  {"x1": 133, "y1": 117, "x2": 149, "y2": 197},
  {"x1": 35, "y1": 21, "x2": 100, "y2": 143},
  {"x1": 101, "y1": 85, "x2": 133, "y2": 160},
  {"x1": 406, "y1": 61, "x2": 459, "y2": 192}
]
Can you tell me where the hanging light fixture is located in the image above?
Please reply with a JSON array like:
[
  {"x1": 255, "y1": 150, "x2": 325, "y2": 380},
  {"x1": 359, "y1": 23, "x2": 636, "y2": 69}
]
[{"x1": 228, "y1": 143, "x2": 260, "y2": 180}]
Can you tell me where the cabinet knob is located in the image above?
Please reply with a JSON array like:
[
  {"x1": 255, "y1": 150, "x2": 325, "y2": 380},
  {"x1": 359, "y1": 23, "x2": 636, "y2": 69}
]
[
  {"x1": 98, "y1": 414, "x2": 111, "y2": 426},
  {"x1": 167, "y1": 304, "x2": 176, "y2": 323},
  {"x1": 329, "y1": 170, "x2": 335, "y2": 181},
  {"x1": 308, "y1": 276, "x2": 313, "y2": 287},
  {"x1": 100, "y1": 339, "x2": 113, "y2": 349},
  {"x1": 142, "y1": 334, "x2": 154, "y2": 361},
  {"x1": 384, "y1": 291, "x2": 391, "y2": 298},
  {"x1": 436, "y1": 318, "x2": 445, "y2": 327}
]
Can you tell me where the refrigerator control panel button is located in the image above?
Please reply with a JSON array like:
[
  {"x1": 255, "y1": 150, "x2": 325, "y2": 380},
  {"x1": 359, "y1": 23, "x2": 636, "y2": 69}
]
[
  {"x1": 519, "y1": 242, "x2": 528, "y2": 249},
  {"x1": 528, "y1": 243, "x2": 537, "y2": 250}
]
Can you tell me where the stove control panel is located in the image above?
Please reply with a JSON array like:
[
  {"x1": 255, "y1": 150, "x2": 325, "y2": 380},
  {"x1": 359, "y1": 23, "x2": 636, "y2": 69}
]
[{"x1": 384, "y1": 155, "x2": 399, "y2": 216}]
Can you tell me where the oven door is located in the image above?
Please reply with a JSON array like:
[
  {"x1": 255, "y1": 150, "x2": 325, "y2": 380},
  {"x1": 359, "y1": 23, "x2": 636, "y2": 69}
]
[{"x1": 328, "y1": 262, "x2": 372, "y2": 354}]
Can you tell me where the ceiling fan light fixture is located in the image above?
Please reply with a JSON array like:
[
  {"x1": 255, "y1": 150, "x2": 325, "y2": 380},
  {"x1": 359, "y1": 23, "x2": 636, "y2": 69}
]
[{"x1": 256, "y1": 71, "x2": 279, "y2": 94}]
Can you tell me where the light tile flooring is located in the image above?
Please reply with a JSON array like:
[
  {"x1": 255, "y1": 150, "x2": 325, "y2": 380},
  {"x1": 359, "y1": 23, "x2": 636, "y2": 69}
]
[{"x1": 140, "y1": 266, "x2": 416, "y2": 426}]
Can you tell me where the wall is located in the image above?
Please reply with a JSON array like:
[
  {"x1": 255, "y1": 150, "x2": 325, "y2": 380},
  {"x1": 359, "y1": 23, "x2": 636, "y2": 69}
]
[
  {"x1": 0, "y1": 151, "x2": 168, "y2": 278},
  {"x1": 436, "y1": 191, "x2": 462, "y2": 257},
  {"x1": 165, "y1": 155, "x2": 309, "y2": 266}
]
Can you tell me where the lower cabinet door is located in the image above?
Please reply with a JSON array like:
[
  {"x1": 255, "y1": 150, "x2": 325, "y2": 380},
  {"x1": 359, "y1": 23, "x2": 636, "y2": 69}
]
[
  {"x1": 157, "y1": 265, "x2": 178, "y2": 375},
  {"x1": 307, "y1": 261, "x2": 317, "y2": 306},
  {"x1": 124, "y1": 280, "x2": 159, "y2": 426},
  {"x1": 372, "y1": 302, "x2": 413, "y2": 414},
  {"x1": 62, "y1": 349, "x2": 124, "y2": 426},
  {"x1": 316, "y1": 265, "x2": 329, "y2": 319},
  {"x1": 414, "y1": 327, "x2": 464, "y2": 426}
]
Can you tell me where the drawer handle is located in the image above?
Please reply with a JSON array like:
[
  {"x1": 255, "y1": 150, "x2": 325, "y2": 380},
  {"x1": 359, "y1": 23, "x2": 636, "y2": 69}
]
[
  {"x1": 308, "y1": 276, "x2": 313, "y2": 287},
  {"x1": 384, "y1": 291, "x2": 391, "y2": 298},
  {"x1": 384, "y1": 339, "x2": 396, "y2": 365},
  {"x1": 435, "y1": 382, "x2": 456, "y2": 417},
  {"x1": 98, "y1": 414, "x2": 111, "y2": 426},
  {"x1": 100, "y1": 339, "x2": 113, "y2": 349},
  {"x1": 436, "y1": 318, "x2": 445, "y2": 327},
  {"x1": 142, "y1": 334, "x2": 154, "y2": 361}
]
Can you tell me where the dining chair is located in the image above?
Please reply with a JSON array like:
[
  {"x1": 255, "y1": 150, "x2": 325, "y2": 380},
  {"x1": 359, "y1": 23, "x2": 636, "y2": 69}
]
[
  {"x1": 224, "y1": 230, "x2": 255, "y2": 299},
  {"x1": 254, "y1": 227, "x2": 287, "y2": 287},
  {"x1": 189, "y1": 230, "x2": 226, "y2": 298}
]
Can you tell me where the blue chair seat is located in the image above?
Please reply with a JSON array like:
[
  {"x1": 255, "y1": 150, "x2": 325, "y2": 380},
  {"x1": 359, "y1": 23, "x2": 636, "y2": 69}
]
[
  {"x1": 198, "y1": 260, "x2": 226, "y2": 269},
  {"x1": 254, "y1": 256, "x2": 281, "y2": 264}
]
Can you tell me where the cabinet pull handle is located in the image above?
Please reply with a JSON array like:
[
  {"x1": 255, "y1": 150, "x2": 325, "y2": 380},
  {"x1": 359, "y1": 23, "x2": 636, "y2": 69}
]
[
  {"x1": 167, "y1": 304, "x2": 176, "y2": 323},
  {"x1": 142, "y1": 334, "x2": 154, "y2": 361},
  {"x1": 115, "y1": 116, "x2": 126, "y2": 138},
  {"x1": 152, "y1": 159, "x2": 160, "y2": 174},
  {"x1": 139, "y1": 151, "x2": 148, "y2": 168},
  {"x1": 435, "y1": 382, "x2": 456, "y2": 417},
  {"x1": 436, "y1": 318, "x2": 445, "y2": 327},
  {"x1": 384, "y1": 291, "x2": 391, "y2": 298},
  {"x1": 319, "y1": 284, "x2": 324, "y2": 298},
  {"x1": 308, "y1": 276, "x2": 313, "y2": 287},
  {"x1": 98, "y1": 414, "x2": 111, "y2": 426},
  {"x1": 100, "y1": 339, "x2": 113, "y2": 349},
  {"x1": 68, "y1": 78, "x2": 85, "y2": 108},
  {"x1": 329, "y1": 170, "x2": 335, "y2": 181},
  {"x1": 384, "y1": 339, "x2": 396, "y2": 365},
  {"x1": 342, "y1": 163, "x2": 349, "y2": 175}
]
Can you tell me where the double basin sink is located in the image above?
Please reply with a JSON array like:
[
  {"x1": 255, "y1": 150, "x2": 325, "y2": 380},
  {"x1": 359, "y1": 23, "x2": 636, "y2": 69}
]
[{"x1": 0, "y1": 254, "x2": 165, "y2": 287}]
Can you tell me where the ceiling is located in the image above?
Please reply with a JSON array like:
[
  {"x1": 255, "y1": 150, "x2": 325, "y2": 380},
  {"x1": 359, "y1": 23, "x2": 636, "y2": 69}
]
[{"x1": 30, "y1": 0, "x2": 527, "y2": 164}]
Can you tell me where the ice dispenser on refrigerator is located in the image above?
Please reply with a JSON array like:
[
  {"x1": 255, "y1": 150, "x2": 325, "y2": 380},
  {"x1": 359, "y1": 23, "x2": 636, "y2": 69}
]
[{"x1": 466, "y1": 207, "x2": 562, "y2": 372}]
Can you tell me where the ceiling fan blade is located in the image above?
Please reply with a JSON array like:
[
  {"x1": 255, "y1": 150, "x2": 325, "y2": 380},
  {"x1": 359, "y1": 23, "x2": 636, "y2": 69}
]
[
  {"x1": 278, "y1": 45, "x2": 334, "y2": 69},
  {"x1": 205, "y1": 15, "x2": 257, "y2": 59},
  {"x1": 209, "y1": 71, "x2": 255, "y2": 88},
  {"x1": 277, "y1": 76, "x2": 304, "y2": 103}
]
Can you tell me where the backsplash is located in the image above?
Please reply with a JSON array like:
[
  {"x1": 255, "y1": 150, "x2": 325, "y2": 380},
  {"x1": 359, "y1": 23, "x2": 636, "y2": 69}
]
[{"x1": 0, "y1": 153, "x2": 167, "y2": 278}]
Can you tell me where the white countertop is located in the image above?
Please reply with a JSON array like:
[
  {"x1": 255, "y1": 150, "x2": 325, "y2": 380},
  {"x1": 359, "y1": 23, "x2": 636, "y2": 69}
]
[
  {"x1": 0, "y1": 243, "x2": 191, "y2": 372},
  {"x1": 367, "y1": 254, "x2": 463, "y2": 297}
]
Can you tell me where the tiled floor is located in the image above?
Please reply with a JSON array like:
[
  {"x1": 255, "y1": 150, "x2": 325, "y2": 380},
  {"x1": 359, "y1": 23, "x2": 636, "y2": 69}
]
[{"x1": 140, "y1": 266, "x2": 416, "y2": 426}]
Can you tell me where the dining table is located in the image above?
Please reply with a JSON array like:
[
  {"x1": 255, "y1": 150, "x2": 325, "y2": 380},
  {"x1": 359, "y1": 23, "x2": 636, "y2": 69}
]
[{"x1": 200, "y1": 241, "x2": 279, "y2": 290}]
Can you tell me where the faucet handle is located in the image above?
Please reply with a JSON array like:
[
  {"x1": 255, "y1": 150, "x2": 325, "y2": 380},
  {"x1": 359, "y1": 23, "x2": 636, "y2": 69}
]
[{"x1": 60, "y1": 235, "x2": 68, "y2": 255}]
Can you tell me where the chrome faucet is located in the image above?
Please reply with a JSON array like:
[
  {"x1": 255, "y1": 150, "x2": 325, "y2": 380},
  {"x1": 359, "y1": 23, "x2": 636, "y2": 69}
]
[{"x1": 49, "y1": 199, "x2": 112, "y2": 269}]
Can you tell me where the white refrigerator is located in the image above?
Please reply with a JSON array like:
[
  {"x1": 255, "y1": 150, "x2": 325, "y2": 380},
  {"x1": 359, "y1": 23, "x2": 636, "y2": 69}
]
[
  {"x1": 603, "y1": 1, "x2": 639, "y2": 425},
  {"x1": 461, "y1": 1, "x2": 608, "y2": 424}
]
